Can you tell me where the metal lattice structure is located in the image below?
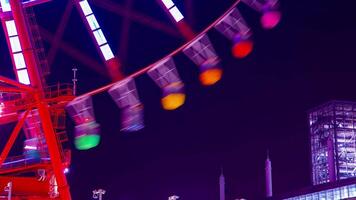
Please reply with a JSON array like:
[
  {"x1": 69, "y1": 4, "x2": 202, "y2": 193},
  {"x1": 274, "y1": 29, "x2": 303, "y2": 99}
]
[{"x1": 309, "y1": 101, "x2": 356, "y2": 185}]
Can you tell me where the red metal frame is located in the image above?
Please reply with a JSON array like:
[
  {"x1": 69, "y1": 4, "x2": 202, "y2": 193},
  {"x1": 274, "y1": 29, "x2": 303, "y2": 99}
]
[
  {"x1": 0, "y1": 109, "x2": 30, "y2": 167},
  {"x1": 0, "y1": 75, "x2": 33, "y2": 91},
  {"x1": 0, "y1": 0, "x2": 72, "y2": 199}
]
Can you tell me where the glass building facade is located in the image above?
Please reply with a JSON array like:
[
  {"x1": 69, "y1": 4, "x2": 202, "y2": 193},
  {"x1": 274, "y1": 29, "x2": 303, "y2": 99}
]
[
  {"x1": 284, "y1": 183, "x2": 356, "y2": 200},
  {"x1": 309, "y1": 101, "x2": 356, "y2": 185}
]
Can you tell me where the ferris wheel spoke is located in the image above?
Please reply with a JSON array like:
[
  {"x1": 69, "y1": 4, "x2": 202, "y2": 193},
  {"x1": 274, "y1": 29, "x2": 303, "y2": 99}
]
[
  {"x1": 184, "y1": 0, "x2": 194, "y2": 27},
  {"x1": 47, "y1": 0, "x2": 74, "y2": 67},
  {"x1": 158, "y1": 0, "x2": 195, "y2": 40},
  {"x1": 92, "y1": 0, "x2": 181, "y2": 38},
  {"x1": 118, "y1": 0, "x2": 134, "y2": 64},
  {"x1": 0, "y1": 109, "x2": 30, "y2": 168},
  {"x1": 39, "y1": 27, "x2": 109, "y2": 78}
]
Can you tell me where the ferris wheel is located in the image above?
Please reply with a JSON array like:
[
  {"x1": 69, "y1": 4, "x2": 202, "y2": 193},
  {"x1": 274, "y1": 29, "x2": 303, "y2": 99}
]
[{"x1": 0, "y1": 0, "x2": 281, "y2": 199}]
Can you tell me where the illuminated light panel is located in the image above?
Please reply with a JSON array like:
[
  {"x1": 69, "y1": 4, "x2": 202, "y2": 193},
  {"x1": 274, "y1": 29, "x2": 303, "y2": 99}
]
[
  {"x1": 100, "y1": 44, "x2": 114, "y2": 61},
  {"x1": 79, "y1": 0, "x2": 93, "y2": 16},
  {"x1": 86, "y1": 14, "x2": 100, "y2": 31},
  {"x1": 17, "y1": 69, "x2": 31, "y2": 85},
  {"x1": 4, "y1": 19, "x2": 32, "y2": 85},
  {"x1": 161, "y1": 0, "x2": 185, "y2": 22},
  {"x1": 169, "y1": 6, "x2": 184, "y2": 22},
  {"x1": 9, "y1": 36, "x2": 22, "y2": 53},
  {"x1": 93, "y1": 29, "x2": 107, "y2": 45},
  {"x1": 78, "y1": 0, "x2": 115, "y2": 61},
  {"x1": 162, "y1": 0, "x2": 174, "y2": 9},
  {"x1": 13, "y1": 53, "x2": 26, "y2": 69},
  {"x1": 5, "y1": 20, "x2": 17, "y2": 37},
  {"x1": 0, "y1": 0, "x2": 11, "y2": 12}
]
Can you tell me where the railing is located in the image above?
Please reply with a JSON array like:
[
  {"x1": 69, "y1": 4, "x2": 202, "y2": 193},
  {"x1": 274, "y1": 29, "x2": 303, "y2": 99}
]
[
  {"x1": 56, "y1": 131, "x2": 68, "y2": 143},
  {"x1": 44, "y1": 83, "x2": 73, "y2": 99},
  {"x1": 0, "y1": 92, "x2": 22, "y2": 102},
  {"x1": 0, "y1": 152, "x2": 50, "y2": 171},
  {"x1": 0, "y1": 149, "x2": 71, "y2": 173},
  {"x1": 0, "y1": 92, "x2": 33, "y2": 116}
]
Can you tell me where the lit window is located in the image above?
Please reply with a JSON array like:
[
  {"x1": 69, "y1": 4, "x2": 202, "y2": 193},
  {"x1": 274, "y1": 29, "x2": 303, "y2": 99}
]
[
  {"x1": 100, "y1": 44, "x2": 114, "y2": 61},
  {"x1": 13, "y1": 53, "x2": 26, "y2": 69},
  {"x1": 24, "y1": 145, "x2": 37, "y2": 150},
  {"x1": 93, "y1": 29, "x2": 107, "y2": 46},
  {"x1": 86, "y1": 14, "x2": 100, "y2": 31},
  {"x1": 17, "y1": 69, "x2": 30, "y2": 85},
  {"x1": 0, "y1": 0, "x2": 11, "y2": 12},
  {"x1": 169, "y1": 6, "x2": 184, "y2": 22},
  {"x1": 5, "y1": 20, "x2": 17, "y2": 37},
  {"x1": 9, "y1": 36, "x2": 22, "y2": 53},
  {"x1": 161, "y1": 0, "x2": 174, "y2": 9},
  {"x1": 79, "y1": 0, "x2": 93, "y2": 16}
]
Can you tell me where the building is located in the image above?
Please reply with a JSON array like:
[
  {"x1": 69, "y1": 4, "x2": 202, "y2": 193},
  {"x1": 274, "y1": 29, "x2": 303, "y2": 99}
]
[{"x1": 282, "y1": 101, "x2": 356, "y2": 199}]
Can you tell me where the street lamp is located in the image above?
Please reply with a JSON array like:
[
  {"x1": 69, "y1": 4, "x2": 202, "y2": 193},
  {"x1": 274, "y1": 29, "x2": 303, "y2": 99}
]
[
  {"x1": 169, "y1": 195, "x2": 180, "y2": 200},
  {"x1": 93, "y1": 189, "x2": 106, "y2": 200},
  {"x1": 4, "y1": 182, "x2": 12, "y2": 200}
]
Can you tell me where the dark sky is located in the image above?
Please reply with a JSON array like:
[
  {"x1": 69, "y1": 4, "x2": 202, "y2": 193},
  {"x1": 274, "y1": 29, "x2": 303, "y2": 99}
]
[{"x1": 1, "y1": 0, "x2": 356, "y2": 199}]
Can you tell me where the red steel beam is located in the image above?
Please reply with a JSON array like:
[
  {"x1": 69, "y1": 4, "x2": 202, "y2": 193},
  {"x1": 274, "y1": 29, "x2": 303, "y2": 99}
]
[
  {"x1": 118, "y1": 0, "x2": 133, "y2": 64},
  {"x1": 10, "y1": 0, "x2": 71, "y2": 199},
  {"x1": 37, "y1": 101, "x2": 71, "y2": 200},
  {"x1": 0, "y1": 75, "x2": 33, "y2": 92},
  {"x1": 47, "y1": 0, "x2": 74, "y2": 67},
  {"x1": 0, "y1": 109, "x2": 30, "y2": 167},
  {"x1": 0, "y1": 86, "x2": 27, "y2": 93},
  {"x1": 39, "y1": 27, "x2": 108, "y2": 78},
  {"x1": 184, "y1": 0, "x2": 194, "y2": 26}
]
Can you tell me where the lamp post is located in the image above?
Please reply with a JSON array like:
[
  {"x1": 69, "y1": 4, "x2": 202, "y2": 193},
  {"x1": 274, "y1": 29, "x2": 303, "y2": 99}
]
[
  {"x1": 169, "y1": 195, "x2": 180, "y2": 200},
  {"x1": 4, "y1": 182, "x2": 12, "y2": 200},
  {"x1": 93, "y1": 189, "x2": 106, "y2": 200}
]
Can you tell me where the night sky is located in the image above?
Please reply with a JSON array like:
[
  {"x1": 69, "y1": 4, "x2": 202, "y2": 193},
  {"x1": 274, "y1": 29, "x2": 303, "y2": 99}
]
[{"x1": 1, "y1": 0, "x2": 356, "y2": 199}]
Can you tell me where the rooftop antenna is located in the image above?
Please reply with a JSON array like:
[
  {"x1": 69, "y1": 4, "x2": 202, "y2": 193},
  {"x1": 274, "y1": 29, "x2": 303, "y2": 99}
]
[
  {"x1": 265, "y1": 149, "x2": 273, "y2": 198},
  {"x1": 72, "y1": 67, "x2": 78, "y2": 96},
  {"x1": 220, "y1": 166, "x2": 225, "y2": 200}
]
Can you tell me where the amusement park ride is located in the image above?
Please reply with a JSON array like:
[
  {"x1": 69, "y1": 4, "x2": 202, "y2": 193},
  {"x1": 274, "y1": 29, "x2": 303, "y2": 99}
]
[{"x1": 0, "y1": 0, "x2": 281, "y2": 199}]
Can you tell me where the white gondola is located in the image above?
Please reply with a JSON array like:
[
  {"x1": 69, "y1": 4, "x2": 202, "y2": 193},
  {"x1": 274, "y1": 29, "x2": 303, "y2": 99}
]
[
  {"x1": 109, "y1": 78, "x2": 144, "y2": 132},
  {"x1": 148, "y1": 57, "x2": 185, "y2": 110},
  {"x1": 183, "y1": 34, "x2": 222, "y2": 86},
  {"x1": 66, "y1": 95, "x2": 101, "y2": 150}
]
